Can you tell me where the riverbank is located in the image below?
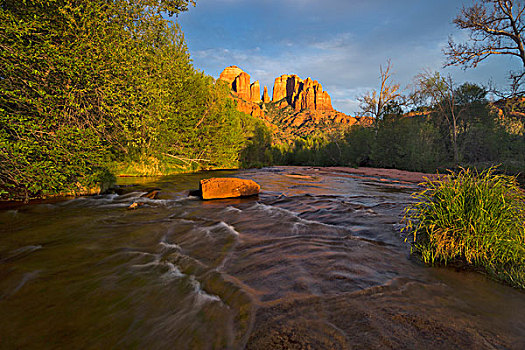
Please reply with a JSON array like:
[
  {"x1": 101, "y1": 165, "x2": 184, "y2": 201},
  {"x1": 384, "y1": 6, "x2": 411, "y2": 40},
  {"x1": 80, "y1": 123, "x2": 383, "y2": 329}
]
[
  {"x1": 0, "y1": 181, "x2": 114, "y2": 209},
  {"x1": 2, "y1": 164, "x2": 520, "y2": 207},
  {"x1": 0, "y1": 166, "x2": 441, "y2": 207}
]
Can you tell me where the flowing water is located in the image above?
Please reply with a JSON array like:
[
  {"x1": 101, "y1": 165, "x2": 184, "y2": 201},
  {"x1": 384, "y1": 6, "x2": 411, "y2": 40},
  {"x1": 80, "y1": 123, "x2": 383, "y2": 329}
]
[{"x1": 1, "y1": 166, "x2": 524, "y2": 349}]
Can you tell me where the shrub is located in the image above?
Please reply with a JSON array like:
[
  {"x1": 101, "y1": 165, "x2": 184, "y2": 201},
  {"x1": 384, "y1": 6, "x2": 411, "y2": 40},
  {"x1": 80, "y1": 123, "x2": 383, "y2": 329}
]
[
  {"x1": 342, "y1": 125, "x2": 375, "y2": 167},
  {"x1": 371, "y1": 116, "x2": 446, "y2": 172},
  {"x1": 403, "y1": 167, "x2": 525, "y2": 289}
]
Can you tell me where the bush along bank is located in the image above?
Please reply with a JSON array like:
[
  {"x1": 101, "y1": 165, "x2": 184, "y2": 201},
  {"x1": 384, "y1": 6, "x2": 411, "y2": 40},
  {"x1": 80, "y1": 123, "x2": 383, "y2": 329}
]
[
  {"x1": 403, "y1": 167, "x2": 525, "y2": 289},
  {"x1": 0, "y1": 1, "x2": 258, "y2": 201}
]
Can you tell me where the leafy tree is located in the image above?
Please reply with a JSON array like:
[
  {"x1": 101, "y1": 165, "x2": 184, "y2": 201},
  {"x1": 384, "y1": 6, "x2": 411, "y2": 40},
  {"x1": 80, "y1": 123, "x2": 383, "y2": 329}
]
[
  {"x1": 1, "y1": 0, "x2": 253, "y2": 200},
  {"x1": 371, "y1": 114, "x2": 445, "y2": 172},
  {"x1": 240, "y1": 117, "x2": 273, "y2": 168},
  {"x1": 455, "y1": 82, "x2": 488, "y2": 105},
  {"x1": 1, "y1": 1, "x2": 126, "y2": 199},
  {"x1": 412, "y1": 72, "x2": 466, "y2": 164}
]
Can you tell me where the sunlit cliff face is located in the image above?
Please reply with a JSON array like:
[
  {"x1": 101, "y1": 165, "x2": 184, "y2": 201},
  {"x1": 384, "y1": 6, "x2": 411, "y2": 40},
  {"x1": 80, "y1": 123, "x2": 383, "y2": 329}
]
[{"x1": 217, "y1": 66, "x2": 373, "y2": 141}]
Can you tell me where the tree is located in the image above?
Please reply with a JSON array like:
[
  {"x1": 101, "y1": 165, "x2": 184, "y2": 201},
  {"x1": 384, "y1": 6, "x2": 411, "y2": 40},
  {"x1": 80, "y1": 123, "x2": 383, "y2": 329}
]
[
  {"x1": 445, "y1": 0, "x2": 525, "y2": 90},
  {"x1": 358, "y1": 60, "x2": 402, "y2": 121},
  {"x1": 412, "y1": 72, "x2": 465, "y2": 164},
  {"x1": 455, "y1": 82, "x2": 489, "y2": 105},
  {"x1": 371, "y1": 115, "x2": 445, "y2": 172},
  {"x1": 0, "y1": 0, "x2": 204, "y2": 199},
  {"x1": 148, "y1": 0, "x2": 197, "y2": 16}
]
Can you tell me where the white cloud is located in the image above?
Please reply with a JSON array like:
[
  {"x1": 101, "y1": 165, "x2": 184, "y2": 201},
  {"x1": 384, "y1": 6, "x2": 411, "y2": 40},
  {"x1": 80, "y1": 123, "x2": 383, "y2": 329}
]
[{"x1": 184, "y1": 0, "x2": 522, "y2": 114}]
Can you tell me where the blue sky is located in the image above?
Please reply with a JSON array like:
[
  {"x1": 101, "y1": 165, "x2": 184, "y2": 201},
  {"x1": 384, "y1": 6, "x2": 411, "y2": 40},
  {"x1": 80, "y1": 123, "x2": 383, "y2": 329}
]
[{"x1": 177, "y1": 0, "x2": 521, "y2": 114}]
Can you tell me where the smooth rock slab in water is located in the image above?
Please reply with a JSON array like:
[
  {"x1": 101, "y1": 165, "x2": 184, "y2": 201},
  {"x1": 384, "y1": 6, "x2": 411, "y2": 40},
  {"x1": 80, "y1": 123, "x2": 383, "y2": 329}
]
[{"x1": 200, "y1": 178, "x2": 260, "y2": 200}]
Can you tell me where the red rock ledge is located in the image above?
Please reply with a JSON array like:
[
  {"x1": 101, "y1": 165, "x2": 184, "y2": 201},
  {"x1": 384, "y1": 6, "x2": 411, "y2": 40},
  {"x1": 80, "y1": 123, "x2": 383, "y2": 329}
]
[{"x1": 200, "y1": 178, "x2": 260, "y2": 200}]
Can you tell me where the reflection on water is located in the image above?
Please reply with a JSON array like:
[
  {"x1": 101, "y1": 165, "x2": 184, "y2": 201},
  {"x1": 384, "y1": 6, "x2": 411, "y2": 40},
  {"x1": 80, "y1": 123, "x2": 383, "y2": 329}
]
[{"x1": 1, "y1": 167, "x2": 524, "y2": 349}]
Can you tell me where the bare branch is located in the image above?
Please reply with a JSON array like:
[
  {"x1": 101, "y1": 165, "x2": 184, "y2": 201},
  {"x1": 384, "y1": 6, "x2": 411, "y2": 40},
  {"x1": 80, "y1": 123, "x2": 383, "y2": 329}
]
[
  {"x1": 162, "y1": 153, "x2": 211, "y2": 164},
  {"x1": 445, "y1": 0, "x2": 525, "y2": 70},
  {"x1": 358, "y1": 60, "x2": 402, "y2": 120}
]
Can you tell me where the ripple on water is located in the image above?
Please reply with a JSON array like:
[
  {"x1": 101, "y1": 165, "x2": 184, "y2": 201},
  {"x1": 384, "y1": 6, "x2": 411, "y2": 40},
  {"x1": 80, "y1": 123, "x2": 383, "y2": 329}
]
[
  {"x1": 1, "y1": 245, "x2": 43, "y2": 263},
  {"x1": 1, "y1": 167, "x2": 524, "y2": 349}
]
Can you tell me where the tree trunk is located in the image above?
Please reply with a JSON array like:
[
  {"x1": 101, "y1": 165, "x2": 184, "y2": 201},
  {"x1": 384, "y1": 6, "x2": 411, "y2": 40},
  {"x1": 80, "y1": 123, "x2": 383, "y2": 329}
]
[{"x1": 452, "y1": 118, "x2": 459, "y2": 165}]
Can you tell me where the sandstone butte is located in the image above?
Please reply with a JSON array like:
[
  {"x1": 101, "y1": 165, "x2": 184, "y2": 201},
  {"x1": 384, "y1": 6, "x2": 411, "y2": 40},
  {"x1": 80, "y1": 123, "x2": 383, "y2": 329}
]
[
  {"x1": 199, "y1": 178, "x2": 260, "y2": 200},
  {"x1": 272, "y1": 74, "x2": 333, "y2": 112},
  {"x1": 218, "y1": 66, "x2": 372, "y2": 134}
]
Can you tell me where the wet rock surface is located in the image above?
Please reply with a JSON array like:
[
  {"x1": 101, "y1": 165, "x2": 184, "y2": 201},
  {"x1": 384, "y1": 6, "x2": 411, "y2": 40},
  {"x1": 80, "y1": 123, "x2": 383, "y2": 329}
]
[
  {"x1": 0, "y1": 166, "x2": 524, "y2": 349},
  {"x1": 200, "y1": 177, "x2": 260, "y2": 200}
]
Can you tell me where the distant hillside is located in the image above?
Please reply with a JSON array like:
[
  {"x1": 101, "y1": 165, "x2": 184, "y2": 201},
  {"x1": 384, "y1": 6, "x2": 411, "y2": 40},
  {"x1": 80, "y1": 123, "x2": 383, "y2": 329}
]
[{"x1": 219, "y1": 66, "x2": 372, "y2": 142}]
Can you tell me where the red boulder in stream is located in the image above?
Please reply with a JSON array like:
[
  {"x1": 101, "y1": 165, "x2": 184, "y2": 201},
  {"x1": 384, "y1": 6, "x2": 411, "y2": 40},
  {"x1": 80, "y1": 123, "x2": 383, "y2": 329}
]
[{"x1": 199, "y1": 178, "x2": 260, "y2": 200}]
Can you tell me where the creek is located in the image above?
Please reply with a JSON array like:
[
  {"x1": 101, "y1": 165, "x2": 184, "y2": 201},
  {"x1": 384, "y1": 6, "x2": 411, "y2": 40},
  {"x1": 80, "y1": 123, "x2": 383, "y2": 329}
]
[{"x1": 1, "y1": 166, "x2": 524, "y2": 349}]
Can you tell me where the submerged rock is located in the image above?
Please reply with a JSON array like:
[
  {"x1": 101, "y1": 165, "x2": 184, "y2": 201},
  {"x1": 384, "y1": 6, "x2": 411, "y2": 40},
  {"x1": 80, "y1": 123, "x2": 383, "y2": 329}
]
[
  {"x1": 127, "y1": 189, "x2": 161, "y2": 209},
  {"x1": 127, "y1": 202, "x2": 142, "y2": 210},
  {"x1": 200, "y1": 178, "x2": 260, "y2": 200},
  {"x1": 141, "y1": 189, "x2": 160, "y2": 199}
]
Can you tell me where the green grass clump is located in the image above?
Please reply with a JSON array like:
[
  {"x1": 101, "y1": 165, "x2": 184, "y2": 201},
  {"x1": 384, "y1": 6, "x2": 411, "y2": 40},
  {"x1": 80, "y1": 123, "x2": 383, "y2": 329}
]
[{"x1": 403, "y1": 167, "x2": 525, "y2": 289}]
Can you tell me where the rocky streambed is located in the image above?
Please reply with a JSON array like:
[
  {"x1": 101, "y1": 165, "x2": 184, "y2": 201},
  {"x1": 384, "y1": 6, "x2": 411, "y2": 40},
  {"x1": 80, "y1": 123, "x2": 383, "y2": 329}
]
[{"x1": 1, "y1": 166, "x2": 524, "y2": 349}]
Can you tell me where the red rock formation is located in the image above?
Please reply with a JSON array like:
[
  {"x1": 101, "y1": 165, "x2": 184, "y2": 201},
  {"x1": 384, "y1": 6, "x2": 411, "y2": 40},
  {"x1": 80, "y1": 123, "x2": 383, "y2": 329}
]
[
  {"x1": 219, "y1": 67, "x2": 263, "y2": 104},
  {"x1": 355, "y1": 116, "x2": 374, "y2": 127},
  {"x1": 236, "y1": 99, "x2": 263, "y2": 118},
  {"x1": 272, "y1": 75, "x2": 289, "y2": 102},
  {"x1": 316, "y1": 89, "x2": 333, "y2": 111},
  {"x1": 250, "y1": 81, "x2": 261, "y2": 103},
  {"x1": 276, "y1": 99, "x2": 290, "y2": 109},
  {"x1": 271, "y1": 74, "x2": 333, "y2": 112},
  {"x1": 218, "y1": 67, "x2": 265, "y2": 118},
  {"x1": 218, "y1": 66, "x2": 363, "y2": 142},
  {"x1": 200, "y1": 178, "x2": 260, "y2": 200},
  {"x1": 263, "y1": 86, "x2": 270, "y2": 103},
  {"x1": 287, "y1": 75, "x2": 303, "y2": 104},
  {"x1": 219, "y1": 66, "x2": 244, "y2": 86},
  {"x1": 234, "y1": 72, "x2": 251, "y2": 100},
  {"x1": 282, "y1": 110, "x2": 358, "y2": 129},
  {"x1": 303, "y1": 87, "x2": 316, "y2": 110},
  {"x1": 303, "y1": 77, "x2": 314, "y2": 90}
]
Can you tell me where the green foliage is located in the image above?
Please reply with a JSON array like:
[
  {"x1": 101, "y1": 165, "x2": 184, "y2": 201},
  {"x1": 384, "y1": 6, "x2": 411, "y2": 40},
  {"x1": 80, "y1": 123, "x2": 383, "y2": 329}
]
[
  {"x1": 372, "y1": 115, "x2": 445, "y2": 172},
  {"x1": 1, "y1": 0, "x2": 121, "y2": 199},
  {"x1": 272, "y1": 115, "x2": 446, "y2": 172},
  {"x1": 272, "y1": 134, "x2": 338, "y2": 166},
  {"x1": 240, "y1": 116, "x2": 273, "y2": 168},
  {"x1": 133, "y1": 73, "x2": 248, "y2": 172},
  {"x1": 1, "y1": 0, "x2": 522, "y2": 201},
  {"x1": 143, "y1": 0, "x2": 197, "y2": 16},
  {"x1": 341, "y1": 125, "x2": 375, "y2": 167},
  {"x1": 0, "y1": 0, "x2": 254, "y2": 199},
  {"x1": 403, "y1": 167, "x2": 525, "y2": 288},
  {"x1": 455, "y1": 82, "x2": 487, "y2": 105},
  {"x1": 496, "y1": 97, "x2": 525, "y2": 136}
]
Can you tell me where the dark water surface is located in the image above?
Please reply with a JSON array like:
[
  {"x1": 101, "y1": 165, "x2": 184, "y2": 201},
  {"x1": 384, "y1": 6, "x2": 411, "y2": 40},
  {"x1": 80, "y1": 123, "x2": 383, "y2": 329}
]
[{"x1": 1, "y1": 167, "x2": 524, "y2": 349}]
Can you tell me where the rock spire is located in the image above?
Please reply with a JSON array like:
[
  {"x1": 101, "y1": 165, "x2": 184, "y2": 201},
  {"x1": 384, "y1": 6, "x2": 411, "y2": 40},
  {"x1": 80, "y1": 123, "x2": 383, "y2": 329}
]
[{"x1": 271, "y1": 74, "x2": 333, "y2": 111}]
